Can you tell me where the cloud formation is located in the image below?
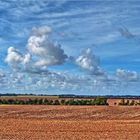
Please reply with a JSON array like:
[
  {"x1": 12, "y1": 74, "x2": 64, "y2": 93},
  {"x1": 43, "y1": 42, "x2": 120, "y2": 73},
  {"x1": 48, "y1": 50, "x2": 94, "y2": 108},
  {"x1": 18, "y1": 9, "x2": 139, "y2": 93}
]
[
  {"x1": 5, "y1": 26, "x2": 68, "y2": 73},
  {"x1": 76, "y1": 48, "x2": 104, "y2": 75},
  {"x1": 5, "y1": 47, "x2": 30, "y2": 69},
  {"x1": 0, "y1": 68, "x2": 139, "y2": 95},
  {"x1": 28, "y1": 26, "x2": 68, "y2": 67},
  {"x1": 3, "y1": 24, "x2": 140, "y2": 95},
  {"x1": 116, "y1": 69, "x2": 139, "y2": 82}
]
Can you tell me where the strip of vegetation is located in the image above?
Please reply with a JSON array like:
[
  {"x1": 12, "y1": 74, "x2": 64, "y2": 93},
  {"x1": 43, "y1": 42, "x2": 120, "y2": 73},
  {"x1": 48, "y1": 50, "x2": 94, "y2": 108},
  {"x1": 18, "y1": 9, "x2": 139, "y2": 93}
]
[
  {"x1": 117, "y1": 99, "x2": 140, "y2": 106},
  {"x1": 0, "y1": 97, "x2": 108, "y2": 105}
]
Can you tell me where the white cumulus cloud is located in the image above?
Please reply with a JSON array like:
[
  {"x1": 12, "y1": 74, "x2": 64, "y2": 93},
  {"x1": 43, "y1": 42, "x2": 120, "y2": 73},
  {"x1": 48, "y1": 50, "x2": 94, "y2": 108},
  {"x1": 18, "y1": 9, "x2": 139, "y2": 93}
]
[
  {"x1": 5, "y1": 47, "x2": 30, "y2": 69},
  {"x1": 76, "y1": 48, "x2": 104, "y2": 75},
  {"x1": 5, "y1": 26, "x2": 68, "y2": 73},
  {"x1": 27, "y1": 26, "x2": 68, "y2": 69}
]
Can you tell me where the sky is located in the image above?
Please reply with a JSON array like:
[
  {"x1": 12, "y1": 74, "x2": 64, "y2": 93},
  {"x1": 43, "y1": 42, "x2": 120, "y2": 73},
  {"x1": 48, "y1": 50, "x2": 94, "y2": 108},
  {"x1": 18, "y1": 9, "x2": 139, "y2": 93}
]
[{"x1": 0, "y1": 0, "x2": 140, "y2": 95}]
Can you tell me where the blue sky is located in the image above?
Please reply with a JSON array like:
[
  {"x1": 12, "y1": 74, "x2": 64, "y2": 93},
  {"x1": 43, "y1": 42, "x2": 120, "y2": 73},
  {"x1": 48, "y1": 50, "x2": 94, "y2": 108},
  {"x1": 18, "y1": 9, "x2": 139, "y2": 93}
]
[{"x1": 0, "y1": 0, "x2": 140, "y2": 95}]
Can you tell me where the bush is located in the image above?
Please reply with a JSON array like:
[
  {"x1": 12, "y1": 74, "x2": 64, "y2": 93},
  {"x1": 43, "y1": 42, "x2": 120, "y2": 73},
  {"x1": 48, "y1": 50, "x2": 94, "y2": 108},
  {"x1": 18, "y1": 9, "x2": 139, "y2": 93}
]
[
  {"x1": 47, "y1": 100, "x2": 53, "y2": 105},
  {"x1": 118, "y1": 99, "x2": 125, "y2": 105},
  {"x1": 43, "y1": 99, "x2": 49, "y2": 105},
  {"x1": 53, "y1": 100, "x2": 60, "y2": 105},
  {"x1": 130, "y1": 100, "x2": 135, "y2": 106},
  {"x1": 93, "y1": 97, "x2": 108, "y2": 105},
  {"x1": 114, "y1": 102, "x2": 117, "y2": 105},
  {"x1": 38, "y1": 99, "x2": 43, "y2": 105}
]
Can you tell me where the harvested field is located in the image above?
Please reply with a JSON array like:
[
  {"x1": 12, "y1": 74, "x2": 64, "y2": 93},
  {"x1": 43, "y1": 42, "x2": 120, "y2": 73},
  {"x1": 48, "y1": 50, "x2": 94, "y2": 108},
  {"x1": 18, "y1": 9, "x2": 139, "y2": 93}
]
[
  {"x1": 0, "y1": 105, "x2": 140, "y2": 140},
  {"x1": 0, "y1": 96, "x2": 59, "y2": 101}
]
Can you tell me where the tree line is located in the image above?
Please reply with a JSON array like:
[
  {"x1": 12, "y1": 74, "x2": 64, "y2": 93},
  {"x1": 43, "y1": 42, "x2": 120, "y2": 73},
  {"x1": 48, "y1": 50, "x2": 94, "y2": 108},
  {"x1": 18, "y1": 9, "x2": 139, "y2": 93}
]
[
  {"x1": 117, "y1": 98, "x2": 140, "y2": 106},
  {"x1": 0, "y1": 97, "x2": 108, "y2": 105}
]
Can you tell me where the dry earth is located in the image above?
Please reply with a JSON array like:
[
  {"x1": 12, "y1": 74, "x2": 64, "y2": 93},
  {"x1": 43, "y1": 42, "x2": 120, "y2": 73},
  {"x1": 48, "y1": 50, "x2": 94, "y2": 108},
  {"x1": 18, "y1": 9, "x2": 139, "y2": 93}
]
[
  {"x1": 0, "y1": 105, "x2": 140, "y2": 140},
  {"x1": 0, "y1": 96, "x2": 59, "y2": 101}
]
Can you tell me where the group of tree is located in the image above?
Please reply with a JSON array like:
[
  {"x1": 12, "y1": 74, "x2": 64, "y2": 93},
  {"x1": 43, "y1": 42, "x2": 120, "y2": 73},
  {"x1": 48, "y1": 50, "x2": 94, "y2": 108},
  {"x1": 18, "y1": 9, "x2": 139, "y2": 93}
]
[
  {"x1": 118, "y1": 99, "x2": 140, "y2": 106},
  {"x1": 0, "y1": 97, "x2": 108, "y2": 105},
  {"x1": 62, "y1": 97, "x2": 108, "y2": 105}
]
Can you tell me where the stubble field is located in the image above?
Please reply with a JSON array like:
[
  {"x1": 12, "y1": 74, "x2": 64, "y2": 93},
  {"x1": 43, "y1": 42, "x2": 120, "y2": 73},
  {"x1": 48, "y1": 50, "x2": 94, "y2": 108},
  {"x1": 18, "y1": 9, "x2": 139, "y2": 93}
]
[{"x1": 0, "y1": 105, "x2": 140, "y2": 140}]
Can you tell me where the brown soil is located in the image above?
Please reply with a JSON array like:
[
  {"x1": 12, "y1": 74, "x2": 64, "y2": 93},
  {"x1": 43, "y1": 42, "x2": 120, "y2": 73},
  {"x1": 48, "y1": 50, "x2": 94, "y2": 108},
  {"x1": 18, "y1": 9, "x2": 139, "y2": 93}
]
[
  {"x1": 0, "y1": 105, "x2": 140, "y2": 140},
  {"x1": 0, "y1": 96, "x2": 59, "y2": 101}
]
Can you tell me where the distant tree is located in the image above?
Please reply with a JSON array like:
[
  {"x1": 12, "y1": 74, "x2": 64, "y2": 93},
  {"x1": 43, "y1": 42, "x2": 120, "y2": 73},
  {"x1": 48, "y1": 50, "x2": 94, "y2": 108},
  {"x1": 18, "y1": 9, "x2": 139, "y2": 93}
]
[
  {"x1": 18, "y1": 100, "x2": 25, "y2": 105},
  {"x1": 8, "y1": 99, "x2": 16, "y2": 104},
  {"x1": 118, "y1": 98, "x2": 125, "y2": 105},
  {"x1": 94, "y1": 97, "x2": 108, "y2": 105},
  {"x1": 33, "y1": 98, "x2": 38, "y2": 104},
  {"x1": 2, "y1": 99, "x2": 8, "y2": 104},
  {"x1": 43, "y1": 99, "x2": 49, "y2": 105},
  {"x1": 60, "y1": 100, "x2": 65, "y2": 105},
  {"x1": 28, "y1": 99, "x2": 34, "y2": 105},
  {"x1": 137, "y1": 100, "x2": 140, "y2": 105},
  {"x1": 17, "y1": 100, "x2": 21, "y2": 104},
  {"x1": 38, "y1": 99, "x2": 43, "y2": 105},
  {"x1": 88, "y1": 100, "x2": 93, "y2": 105},
  {"x1": 53, "y1": 100, "x2": 60, "y2": 105},
  {"x1": 126, "y1": 100, "x2": 130, "y2": 105},
  {"x1": 48, "y1": 100, "x2": 53, "y2": 105},
  {"x1": 130, "y1": 100, "x2": 135, "y2": 106},
  {"x1": 65, "y1": 100, "x2": 70, "y2": 105},
  {"x1": 0, "y1": 99, "x2": 3, "y2": 104},
  {"x1": 114, "y1": 102, "x2": 117, "y2": 105}
]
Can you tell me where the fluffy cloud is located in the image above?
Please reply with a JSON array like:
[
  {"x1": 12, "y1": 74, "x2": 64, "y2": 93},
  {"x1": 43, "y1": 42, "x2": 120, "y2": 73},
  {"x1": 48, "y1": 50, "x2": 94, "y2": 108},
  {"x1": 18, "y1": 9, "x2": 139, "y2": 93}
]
[
  {"x1": 27, "y1": 35, "x2": 68, "y2": 67},
  {"x1": 76, "y1": 48, "x2": 104, "y2": 75},
  {"x1": 116, "y1": 69, "x2": 139, "y2": 81},
  {"x1": 4, "y1": 25, "x2": 140, "y2": 94},
  {"x1": 5, "y1": 47, "x2": 30, "y2": 69},
  {"x1": 5, "y1": 26, "x2": 68, "y2": 73}
]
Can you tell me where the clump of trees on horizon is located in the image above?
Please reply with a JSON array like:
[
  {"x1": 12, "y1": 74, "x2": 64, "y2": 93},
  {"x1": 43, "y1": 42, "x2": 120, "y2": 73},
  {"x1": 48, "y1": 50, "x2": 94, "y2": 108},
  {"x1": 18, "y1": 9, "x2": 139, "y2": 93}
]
[
  {"x1": 118, "y1": 99, "x2": 140, "y2": 106},
  {"x1": 0, "y1": 97, "x2": 109, "y2": 106},
  {"x1": 0, "y1": 97, "x2": 140, "y2": 106}
]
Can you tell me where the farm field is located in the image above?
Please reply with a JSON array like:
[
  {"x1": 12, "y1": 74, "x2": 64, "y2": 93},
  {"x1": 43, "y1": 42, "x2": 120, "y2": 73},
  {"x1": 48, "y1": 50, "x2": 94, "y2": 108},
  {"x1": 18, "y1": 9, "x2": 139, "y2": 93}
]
[
  {"x1": 0, "y1": 95, "x2": 59, "y2": 100},
  {"x1": 0, "y1": 105, "x2": 140, "y2": 140}
]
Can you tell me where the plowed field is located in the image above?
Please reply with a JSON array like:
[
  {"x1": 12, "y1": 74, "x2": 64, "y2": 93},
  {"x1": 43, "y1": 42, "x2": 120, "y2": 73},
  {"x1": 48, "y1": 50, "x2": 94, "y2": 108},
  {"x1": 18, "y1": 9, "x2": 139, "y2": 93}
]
[{"x1": 0, "y1": 105, "x2": 140, "y2": 140}]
